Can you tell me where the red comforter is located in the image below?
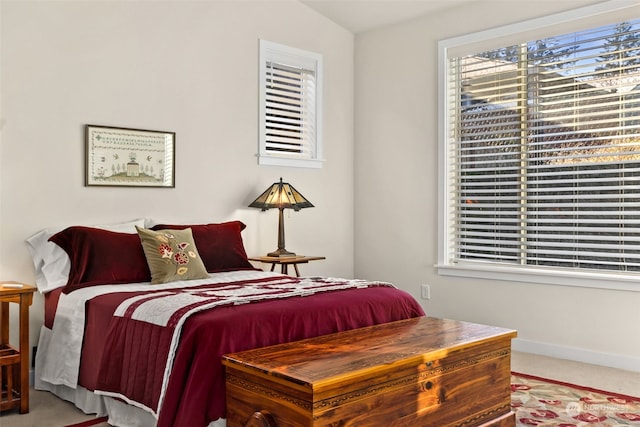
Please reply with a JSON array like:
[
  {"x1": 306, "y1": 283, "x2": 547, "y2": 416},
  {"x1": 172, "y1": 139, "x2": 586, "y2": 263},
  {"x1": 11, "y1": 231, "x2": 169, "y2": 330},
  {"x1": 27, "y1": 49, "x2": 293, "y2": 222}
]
[{"x1": 74, "y1": 275, "x2": 424, "y2": 427}]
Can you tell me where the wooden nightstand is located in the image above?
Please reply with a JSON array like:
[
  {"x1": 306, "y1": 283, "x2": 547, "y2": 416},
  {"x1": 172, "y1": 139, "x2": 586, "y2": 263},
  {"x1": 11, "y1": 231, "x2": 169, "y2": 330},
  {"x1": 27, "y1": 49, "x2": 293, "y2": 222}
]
[
  {"x1": 249, "y1": 256, "x2": 325, "y2": 277},
  {"x1": 0, "y1": 282, "x2": 36, "y2": 414}
]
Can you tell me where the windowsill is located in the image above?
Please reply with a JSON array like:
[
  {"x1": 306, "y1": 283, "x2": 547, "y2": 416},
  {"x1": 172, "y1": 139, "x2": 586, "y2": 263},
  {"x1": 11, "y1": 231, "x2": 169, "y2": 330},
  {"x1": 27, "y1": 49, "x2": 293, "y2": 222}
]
[
  {"x1": 258, "y1": 155, "x2": 324, "y2": 169},
  {"x1": 436, "y1": 263, "x2": 640, "y2": 292}
]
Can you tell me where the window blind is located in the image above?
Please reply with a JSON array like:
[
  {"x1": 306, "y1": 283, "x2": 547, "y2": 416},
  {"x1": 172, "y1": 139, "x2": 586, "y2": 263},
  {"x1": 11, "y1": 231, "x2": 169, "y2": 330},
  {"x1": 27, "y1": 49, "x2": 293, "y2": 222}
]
[{"x1": 447, "y1": 18, "x2": 640, "y2": 272}]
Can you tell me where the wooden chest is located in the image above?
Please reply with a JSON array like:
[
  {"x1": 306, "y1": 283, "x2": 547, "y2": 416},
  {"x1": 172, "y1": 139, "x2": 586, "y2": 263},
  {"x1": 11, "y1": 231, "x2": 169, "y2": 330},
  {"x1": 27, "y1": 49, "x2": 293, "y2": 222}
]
[{"x1": 223, "y1": 317, "x2": 517, "y2": 427}]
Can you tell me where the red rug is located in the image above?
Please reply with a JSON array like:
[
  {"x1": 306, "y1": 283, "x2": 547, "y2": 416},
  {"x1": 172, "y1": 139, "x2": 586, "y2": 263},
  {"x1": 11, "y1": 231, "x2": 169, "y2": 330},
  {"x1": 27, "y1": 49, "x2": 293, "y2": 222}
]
[
  {"x1": 64, "y1": 417, "x2": 108, "y2": 427},
  {"x1": 512, "y1": 372, "x2": 640, "y2": 426}
]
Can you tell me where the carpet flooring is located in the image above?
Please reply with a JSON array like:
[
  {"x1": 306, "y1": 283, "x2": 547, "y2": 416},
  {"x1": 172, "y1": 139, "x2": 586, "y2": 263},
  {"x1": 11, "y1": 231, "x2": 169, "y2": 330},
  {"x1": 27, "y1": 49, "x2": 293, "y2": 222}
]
[
  {"x1": 60, "y1": 373, "x2": 640, "y2": 427},
  {"x1": 2, "y1": 352, "x2": 637, "y2": 427}
]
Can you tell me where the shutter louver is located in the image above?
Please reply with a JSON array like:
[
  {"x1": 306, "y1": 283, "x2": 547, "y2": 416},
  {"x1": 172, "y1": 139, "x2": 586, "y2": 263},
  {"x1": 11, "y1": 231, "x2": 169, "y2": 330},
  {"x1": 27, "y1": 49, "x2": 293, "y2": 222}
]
[{"x1": 265, "y1": 62, "x2": 316, "y2": 156}]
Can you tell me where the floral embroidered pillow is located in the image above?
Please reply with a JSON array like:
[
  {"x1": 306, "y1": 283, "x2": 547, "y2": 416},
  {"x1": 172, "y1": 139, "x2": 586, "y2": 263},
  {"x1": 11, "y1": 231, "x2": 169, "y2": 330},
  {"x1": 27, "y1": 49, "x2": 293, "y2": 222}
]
[{"x1": 136, "y1": 226, "x2": 208, "y2": 284}]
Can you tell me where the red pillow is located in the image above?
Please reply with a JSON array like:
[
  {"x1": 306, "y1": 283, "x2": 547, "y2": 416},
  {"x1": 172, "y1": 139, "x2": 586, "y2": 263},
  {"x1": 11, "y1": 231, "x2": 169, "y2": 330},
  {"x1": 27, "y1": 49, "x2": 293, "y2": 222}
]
[
  {"x1": 151, "y1": 221, "x2": 254, "y2": 273},
  {"x1": 49, "y1": 226, "x2": 151, "y2": 293}
]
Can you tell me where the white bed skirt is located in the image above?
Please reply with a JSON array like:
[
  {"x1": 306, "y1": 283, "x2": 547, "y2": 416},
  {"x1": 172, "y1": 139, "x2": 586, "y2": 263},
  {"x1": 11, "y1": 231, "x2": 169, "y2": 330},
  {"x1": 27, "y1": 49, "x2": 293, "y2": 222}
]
[{"x1": 35, "y1": 325, "x2": 226, "y2": 427}]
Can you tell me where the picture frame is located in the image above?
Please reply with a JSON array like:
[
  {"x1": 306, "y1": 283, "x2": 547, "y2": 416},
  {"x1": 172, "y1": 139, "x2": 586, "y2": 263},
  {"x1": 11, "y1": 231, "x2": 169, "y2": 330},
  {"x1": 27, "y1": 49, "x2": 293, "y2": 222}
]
[{"x1": 85, "y1": 125, "x2": 175, "y2": 187}]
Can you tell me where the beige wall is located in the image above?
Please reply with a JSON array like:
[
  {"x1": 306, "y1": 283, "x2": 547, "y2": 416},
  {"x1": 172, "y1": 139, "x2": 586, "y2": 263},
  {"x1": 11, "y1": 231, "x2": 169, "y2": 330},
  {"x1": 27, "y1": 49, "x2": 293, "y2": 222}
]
[
  {"x1": 354, "y1": 0, "x2": 640, "y2": 371},
  {"x1": 3, "y1": 0, "x2": 638, "y2": 375},
  {"x1": 0, "y1": 1, "x2": 354, "y2": 354}
]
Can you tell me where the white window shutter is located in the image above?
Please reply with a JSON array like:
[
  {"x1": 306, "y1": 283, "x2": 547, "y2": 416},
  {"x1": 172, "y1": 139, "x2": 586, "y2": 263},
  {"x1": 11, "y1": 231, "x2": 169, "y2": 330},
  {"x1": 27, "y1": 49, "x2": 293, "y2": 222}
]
[{"x1": 259, "y1": 40, "x2": 323, "y2": 168}]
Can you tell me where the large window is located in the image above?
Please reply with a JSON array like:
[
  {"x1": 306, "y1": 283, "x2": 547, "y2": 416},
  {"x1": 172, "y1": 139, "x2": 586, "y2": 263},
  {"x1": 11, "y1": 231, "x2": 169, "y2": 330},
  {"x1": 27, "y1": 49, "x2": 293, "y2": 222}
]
[
  {"x1": 439, "y1": 4, "x2": 640, "y2": 290},
  {"x1": 258, "y1": 40, "x2": 323, "y2": 168}
]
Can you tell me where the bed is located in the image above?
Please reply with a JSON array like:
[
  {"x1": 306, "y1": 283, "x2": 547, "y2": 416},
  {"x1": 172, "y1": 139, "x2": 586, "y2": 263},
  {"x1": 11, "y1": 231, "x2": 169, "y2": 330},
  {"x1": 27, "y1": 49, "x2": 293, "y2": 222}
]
[{"x1": 28, "y1": 219, "x2": 425, "y2": 427}]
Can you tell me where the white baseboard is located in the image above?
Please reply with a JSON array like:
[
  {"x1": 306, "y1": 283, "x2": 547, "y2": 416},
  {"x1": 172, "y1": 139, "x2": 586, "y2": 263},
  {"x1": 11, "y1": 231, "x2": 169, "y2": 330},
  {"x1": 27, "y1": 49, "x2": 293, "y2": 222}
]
[{"x1": 513, "y1": 338, "x2": 640, "y2": 373}]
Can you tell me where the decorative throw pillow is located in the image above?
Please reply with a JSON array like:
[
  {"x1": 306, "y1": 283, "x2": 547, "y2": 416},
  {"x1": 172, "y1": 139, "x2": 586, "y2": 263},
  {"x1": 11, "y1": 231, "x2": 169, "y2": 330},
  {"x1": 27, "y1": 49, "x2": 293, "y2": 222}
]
[
  {"x1": 136, "y1": 226, "x2": 209, "y2": 284},
  {"x1": 150, "y1": 221, "x2": 254, "y2": 273}
]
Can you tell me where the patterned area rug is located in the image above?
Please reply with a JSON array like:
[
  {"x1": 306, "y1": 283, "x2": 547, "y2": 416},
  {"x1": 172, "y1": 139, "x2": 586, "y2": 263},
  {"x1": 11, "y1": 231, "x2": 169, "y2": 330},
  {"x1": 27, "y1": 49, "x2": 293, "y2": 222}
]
[{"x1": 512, "y1": 372, "x2": 640, "y2": 426}]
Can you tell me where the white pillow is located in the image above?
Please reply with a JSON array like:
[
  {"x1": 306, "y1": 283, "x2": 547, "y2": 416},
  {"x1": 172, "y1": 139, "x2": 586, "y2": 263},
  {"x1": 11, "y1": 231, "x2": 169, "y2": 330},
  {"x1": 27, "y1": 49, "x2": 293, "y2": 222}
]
[{"x1": 25, "y1": 218, "x2": 147, "y2": 293}]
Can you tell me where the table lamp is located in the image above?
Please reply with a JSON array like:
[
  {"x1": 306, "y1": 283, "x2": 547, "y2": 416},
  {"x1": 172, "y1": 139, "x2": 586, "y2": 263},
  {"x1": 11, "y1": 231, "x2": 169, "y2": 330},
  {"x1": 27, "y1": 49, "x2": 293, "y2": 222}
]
[{"x1": 249, "y1": 177, "x2": 314, "y2": 257}]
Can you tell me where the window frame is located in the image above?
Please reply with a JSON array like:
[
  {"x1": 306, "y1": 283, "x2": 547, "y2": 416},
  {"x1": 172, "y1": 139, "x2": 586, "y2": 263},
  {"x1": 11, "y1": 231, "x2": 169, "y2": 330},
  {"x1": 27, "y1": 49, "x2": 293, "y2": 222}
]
[
  {"x1": 437, "y1": 1, "x2": 640, "y2": 292},
  {"x1": 258, "y1": 39, "x2": 324, "y2": 169}
]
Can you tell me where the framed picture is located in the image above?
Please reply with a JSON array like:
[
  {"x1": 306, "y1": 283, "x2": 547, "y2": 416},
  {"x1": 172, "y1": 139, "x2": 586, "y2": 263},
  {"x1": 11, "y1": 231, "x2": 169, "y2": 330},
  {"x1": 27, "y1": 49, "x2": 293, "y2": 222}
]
[{"x1": 85, "y1": 125, "x2": 175, "y2": 187}]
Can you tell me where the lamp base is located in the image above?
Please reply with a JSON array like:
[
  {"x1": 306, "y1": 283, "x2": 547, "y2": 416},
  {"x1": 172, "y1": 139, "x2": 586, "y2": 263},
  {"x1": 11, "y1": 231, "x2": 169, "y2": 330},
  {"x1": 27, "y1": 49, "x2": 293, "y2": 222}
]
[{"x1": 267, "y1": 248, "x2": 297, "y2": 257}]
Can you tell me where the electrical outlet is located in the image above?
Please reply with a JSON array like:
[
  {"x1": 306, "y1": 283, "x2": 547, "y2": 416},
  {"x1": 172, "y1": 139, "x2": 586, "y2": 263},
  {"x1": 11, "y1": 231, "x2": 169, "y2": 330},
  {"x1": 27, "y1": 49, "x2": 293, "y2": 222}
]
[{"x1": 421, "y1": 284, "x2": 431, "y2": 300}]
